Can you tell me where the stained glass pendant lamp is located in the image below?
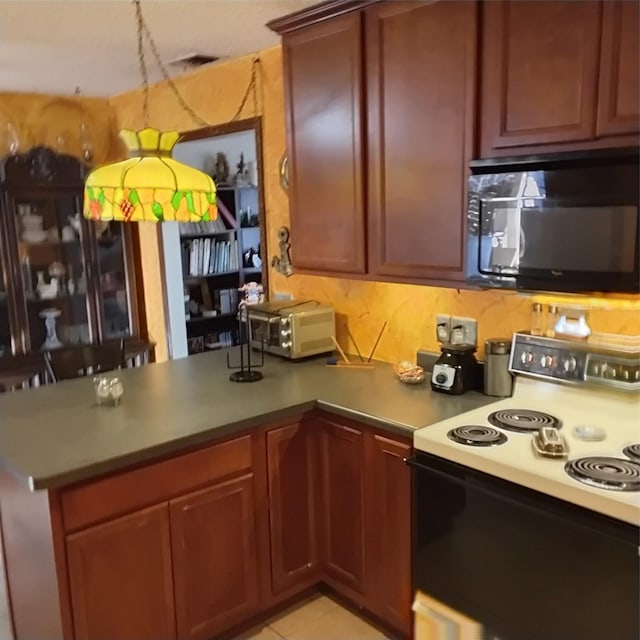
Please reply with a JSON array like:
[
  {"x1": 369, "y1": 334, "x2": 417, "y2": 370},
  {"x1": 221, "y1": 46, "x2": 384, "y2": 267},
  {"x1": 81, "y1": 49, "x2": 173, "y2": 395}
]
[{"x1": 83, "y1": 0, "x2": 216, "y2": 223}]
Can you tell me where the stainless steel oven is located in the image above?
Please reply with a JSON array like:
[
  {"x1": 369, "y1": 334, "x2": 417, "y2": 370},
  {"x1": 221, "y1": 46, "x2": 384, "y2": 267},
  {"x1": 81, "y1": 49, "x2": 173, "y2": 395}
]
[
  {"x1": 407, "y1": 451, "x2": 640, "y2": 640},
  {"x1": 466, "y1": 148, "x2": 640, "y2": 293}
]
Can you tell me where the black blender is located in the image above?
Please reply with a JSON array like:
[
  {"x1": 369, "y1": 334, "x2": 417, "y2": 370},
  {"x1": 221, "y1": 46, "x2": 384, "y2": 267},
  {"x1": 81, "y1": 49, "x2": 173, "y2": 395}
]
[{"x1": 430, "y1": 343, "x2": 482, "y2": 395}]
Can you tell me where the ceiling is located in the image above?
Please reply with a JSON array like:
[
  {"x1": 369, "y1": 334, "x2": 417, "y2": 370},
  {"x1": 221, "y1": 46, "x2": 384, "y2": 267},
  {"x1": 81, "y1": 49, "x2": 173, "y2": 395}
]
[{"x1": 0, "y1": 0, "x2": 316, "y2": 97}]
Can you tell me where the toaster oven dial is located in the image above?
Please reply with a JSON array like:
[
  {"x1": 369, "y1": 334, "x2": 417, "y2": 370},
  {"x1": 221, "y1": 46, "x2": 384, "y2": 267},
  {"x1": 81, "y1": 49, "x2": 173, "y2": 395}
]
[
  {"x1": 281, "y1": 341, "x2": 292, "y2": 351},
  {"x1": 280, "y1": 328, "x2": 291, "y2": 338},
  {"x1": 562, "y1": 356, "x2": 577, "y2": 373}
]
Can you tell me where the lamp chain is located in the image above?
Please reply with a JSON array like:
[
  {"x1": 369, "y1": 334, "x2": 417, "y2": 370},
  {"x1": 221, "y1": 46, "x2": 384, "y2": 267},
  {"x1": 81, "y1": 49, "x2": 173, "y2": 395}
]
[
  {"x1": 133, "y1": 0, "x2": 150, "y2": 127},
  {"x1": 231, "y1": 59, "x2": 261, "y2": 122},
  {"x1": 131, "y1": 0, "x2": 262, "y2": 129}
]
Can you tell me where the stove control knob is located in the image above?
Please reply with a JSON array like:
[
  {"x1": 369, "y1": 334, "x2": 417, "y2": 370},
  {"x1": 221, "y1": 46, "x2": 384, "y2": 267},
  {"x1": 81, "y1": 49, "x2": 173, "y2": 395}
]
[
  {"x1": 520, "y1": 351, "x2": 534, "y2": 365},
  {"x1": 563, "y1": 356, "x2": 577, "y2": 373},
  {"x1": 540, "y1": 355, "x2": 555, "y2": 369}
]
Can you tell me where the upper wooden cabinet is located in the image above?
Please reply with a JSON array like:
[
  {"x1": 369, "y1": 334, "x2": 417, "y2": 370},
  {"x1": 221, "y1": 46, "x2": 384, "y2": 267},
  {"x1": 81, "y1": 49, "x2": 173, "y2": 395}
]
[
  {"x1": 597, "y1": 0, "x2": 640, "y2": 137},
  {"x1": 480, "y1": 1, "x2": 639, "y2": 156},
  {"x1": 366, "y1": 0, "x2": 477, "y2": 282},
  {"x1": 282, "y1": 12, "x2": 366, "y2": 275}
]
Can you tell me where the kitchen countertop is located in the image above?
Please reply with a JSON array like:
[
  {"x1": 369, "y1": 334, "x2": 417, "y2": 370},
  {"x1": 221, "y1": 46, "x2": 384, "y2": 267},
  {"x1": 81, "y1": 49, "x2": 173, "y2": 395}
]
[{"x1": 0, "y1": 350, "x2": 496, "y2": 490}]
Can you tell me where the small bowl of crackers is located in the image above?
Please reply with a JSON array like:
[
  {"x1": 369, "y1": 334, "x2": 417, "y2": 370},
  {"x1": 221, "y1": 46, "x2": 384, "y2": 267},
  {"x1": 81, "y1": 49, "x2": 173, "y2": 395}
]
[{"x1": 393, "y1": 361, "x2": 426, "y2": 385}]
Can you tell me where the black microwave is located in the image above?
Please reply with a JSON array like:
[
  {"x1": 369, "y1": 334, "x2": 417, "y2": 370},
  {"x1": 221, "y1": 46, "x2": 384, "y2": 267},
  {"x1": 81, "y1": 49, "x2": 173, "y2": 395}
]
[{"x1": 466, "y1": 148, "x2": 640, "y2": 294}]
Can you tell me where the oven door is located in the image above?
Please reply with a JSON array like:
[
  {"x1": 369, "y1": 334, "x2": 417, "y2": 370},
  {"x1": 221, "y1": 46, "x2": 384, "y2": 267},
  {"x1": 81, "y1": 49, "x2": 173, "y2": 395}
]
[
  {"x1": 248, "y1": 312, "x2": 282, "y2": 353},
  {"x1": 466, "y1": 157, "x2": 640, "y2": 293},
  {"x1": 408, "y1": 452, "x2": 640, "y2": 640}
]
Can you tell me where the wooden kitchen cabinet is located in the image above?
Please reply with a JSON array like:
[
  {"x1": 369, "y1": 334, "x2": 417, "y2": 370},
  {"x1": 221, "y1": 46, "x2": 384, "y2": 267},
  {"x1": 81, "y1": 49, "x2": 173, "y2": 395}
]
[
  {"x1": 597, "y1": 1, "x2": 640, "y2": 137},
  {"x1": 170, "y1": 475, "x2": 260, "y2": 640},
  {"x1": 266, "y1": 421, "x2": 320, "y2": 595},
  {"x1": 481, "y1": 0, "x2": 639, "y2": 156},
  {"x1": 481, "y1": 0, "x2": 601, "y2": 152},
  {"x1": 318, "y1": 417, "x2": 366, "y2": 598},
  {"x1": 365, "y1": 433, "x2": 412, "y2": 637},
  {"x1": 366, "y1": 0, "x2": 477, "y2": 283},
  {"x1": 281, "y1": 11, "x2": 366, "y2": 275},
  {"x1": 66, "y1": 504, "x2": 176, "y2": 640}
]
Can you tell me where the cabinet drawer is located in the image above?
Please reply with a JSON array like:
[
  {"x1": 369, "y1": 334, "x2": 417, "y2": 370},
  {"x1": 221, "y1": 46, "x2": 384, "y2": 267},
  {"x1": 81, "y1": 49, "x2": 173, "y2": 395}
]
[{"x1": 61, "y1": 434, "x2": 252, "y2": 531}]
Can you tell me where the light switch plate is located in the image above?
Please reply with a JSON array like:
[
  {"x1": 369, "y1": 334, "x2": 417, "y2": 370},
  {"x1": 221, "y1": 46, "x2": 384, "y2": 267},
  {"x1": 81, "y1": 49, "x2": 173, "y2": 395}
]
[
  {"x1": 451, "y1": 316, "x2": 477, "y2": 346},
  {"x1": 436, "y1": 314, "x2": 451, "y2": 343}
]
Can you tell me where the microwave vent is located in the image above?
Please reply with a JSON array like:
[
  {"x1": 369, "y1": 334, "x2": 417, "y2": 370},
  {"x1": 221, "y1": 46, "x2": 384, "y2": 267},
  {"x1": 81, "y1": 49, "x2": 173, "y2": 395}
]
[{"x1": 299, "y1": 312, "x2": 334, "y2": 326}]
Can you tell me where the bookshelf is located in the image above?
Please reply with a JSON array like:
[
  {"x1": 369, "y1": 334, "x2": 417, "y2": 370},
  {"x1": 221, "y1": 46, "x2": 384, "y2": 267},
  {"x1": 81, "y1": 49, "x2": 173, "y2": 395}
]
[{"x1": 180, "y1": 185, "x2": 264, "y2": 355}]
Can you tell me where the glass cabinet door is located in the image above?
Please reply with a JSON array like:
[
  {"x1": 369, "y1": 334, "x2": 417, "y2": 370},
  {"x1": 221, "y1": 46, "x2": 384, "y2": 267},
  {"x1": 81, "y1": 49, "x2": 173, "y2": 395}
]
[
  {"x1": 0, "y1": 237, "x2": 11, "y2": 358},
  {"x1": 13, "y1": 193, "x2": 94, "y2": 351},
  {"x1": 94, "y1": 222, "x2": 132, "y2": 339}
]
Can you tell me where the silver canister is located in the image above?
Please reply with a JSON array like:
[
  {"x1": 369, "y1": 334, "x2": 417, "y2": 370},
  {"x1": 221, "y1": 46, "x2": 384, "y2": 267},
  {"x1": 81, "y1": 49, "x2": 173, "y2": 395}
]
[{"x1": 484, "y1": 338, "x2": 513, "y2": 397}]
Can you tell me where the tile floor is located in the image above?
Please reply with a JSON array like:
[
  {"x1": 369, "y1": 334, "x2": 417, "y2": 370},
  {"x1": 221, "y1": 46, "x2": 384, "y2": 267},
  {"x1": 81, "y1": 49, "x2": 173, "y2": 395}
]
[
  {"x1": 0, "y1": 587, "x2": 389, "y2": 640},
  {"x1": 234, "y1": 594, "x2": 390, "y2": 640}
]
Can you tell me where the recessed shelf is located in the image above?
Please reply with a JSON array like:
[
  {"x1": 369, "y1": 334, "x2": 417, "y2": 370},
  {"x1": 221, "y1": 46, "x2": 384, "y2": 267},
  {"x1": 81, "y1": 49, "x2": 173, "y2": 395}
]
[{"x1": 180, "y1": 230, "x2": 237, "y2": 239}]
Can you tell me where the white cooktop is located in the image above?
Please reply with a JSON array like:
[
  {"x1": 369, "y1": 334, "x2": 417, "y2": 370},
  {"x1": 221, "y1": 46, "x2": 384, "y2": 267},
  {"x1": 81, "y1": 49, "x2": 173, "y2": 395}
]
[{"x1": 414, "y1": 377, "x2": 640, "y2": 526}]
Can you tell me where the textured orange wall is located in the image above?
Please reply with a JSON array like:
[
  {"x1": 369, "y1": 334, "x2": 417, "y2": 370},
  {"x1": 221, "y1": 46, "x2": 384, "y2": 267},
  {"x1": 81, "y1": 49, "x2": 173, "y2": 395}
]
[
  {"x1": 110, "y1": 46, "x2": 639, "y2": 363},
  {"x1": 0, "y1": 92, "x2": 122, "y2": 163}
]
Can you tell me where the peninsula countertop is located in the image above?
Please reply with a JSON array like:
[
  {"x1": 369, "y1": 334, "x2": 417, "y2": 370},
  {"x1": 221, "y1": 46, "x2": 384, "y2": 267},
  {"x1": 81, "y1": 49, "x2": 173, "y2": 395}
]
[{"x1": 0, "y1": 350, "x2": 496, "y2": 490}]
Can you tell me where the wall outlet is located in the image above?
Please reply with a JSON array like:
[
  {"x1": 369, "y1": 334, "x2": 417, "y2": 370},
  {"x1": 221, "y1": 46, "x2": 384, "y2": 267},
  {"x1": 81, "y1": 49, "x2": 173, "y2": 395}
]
[
  {"x1": 451, "y1": 316, "x2": 478, "y2": 346},
  {"x1": 273, "y1": 291, "x2": 293, "y2": 301},
  {"x1": 436, "y1": 314, "x2": 451, "y2": 343}
]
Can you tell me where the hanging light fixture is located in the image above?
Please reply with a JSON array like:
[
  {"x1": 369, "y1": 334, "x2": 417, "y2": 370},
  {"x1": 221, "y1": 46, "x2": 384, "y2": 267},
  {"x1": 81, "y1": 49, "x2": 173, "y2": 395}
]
[{"x1": 83, "y1": 0, "x2": 217, "y2": 223}]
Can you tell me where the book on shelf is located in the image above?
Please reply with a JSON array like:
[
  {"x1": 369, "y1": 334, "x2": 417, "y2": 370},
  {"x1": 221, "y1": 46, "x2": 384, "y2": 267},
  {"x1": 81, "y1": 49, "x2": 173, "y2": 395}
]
[
  {"x1": 182, "y1": 238, "x2": 240, "y2": 276},
  {"x1": 178, "y1": 218, "x2": 229, "y2": 236}
]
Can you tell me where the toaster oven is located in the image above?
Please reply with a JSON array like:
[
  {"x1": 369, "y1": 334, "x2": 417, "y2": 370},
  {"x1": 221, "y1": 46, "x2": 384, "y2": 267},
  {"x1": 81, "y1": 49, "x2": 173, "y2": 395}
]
[{"x1": 247, "y1": 300, "x2": 335, "y2": 359}]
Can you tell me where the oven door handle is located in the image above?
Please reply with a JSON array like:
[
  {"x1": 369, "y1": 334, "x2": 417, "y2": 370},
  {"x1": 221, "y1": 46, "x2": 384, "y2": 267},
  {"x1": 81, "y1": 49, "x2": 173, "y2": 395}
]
[{"x1": 404, "y1": 456, "x2": 430, "y2": 471}]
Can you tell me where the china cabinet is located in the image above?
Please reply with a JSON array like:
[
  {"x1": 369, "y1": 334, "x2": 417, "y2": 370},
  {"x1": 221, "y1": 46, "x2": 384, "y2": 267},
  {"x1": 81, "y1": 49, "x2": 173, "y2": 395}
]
[{"x1": 0, "y1": 147, "x2": 146, "y2": 363}]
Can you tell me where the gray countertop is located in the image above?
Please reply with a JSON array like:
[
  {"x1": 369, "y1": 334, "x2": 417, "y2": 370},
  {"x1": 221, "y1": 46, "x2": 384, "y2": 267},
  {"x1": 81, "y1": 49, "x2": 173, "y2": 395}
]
[{"x1": 0, "y1": 350, "x2": 496, "y2": 490}]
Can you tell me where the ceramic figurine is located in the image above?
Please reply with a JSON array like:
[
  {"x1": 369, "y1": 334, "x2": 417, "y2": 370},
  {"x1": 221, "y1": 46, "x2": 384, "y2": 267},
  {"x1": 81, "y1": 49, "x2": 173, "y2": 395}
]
[
  {"x1": 39, "y1": 308, "x2": 62, "y2": 349},
  {"x1": 36, "y1": 272, "x2": 59, "y2": 299}
]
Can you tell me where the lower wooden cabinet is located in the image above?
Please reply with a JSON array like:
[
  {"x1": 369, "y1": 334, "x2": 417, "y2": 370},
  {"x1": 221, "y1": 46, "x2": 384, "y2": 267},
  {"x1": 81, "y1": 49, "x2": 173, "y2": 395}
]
[
  {"x1": 61, "y1": 421, "x2": 412, "y2": 640},
  {"x1": 170, "y1": 475, "x2": 260, "y2": 640},
  {"x1": 318, "y1": 418, "x2": 366, "y2": 597},
  {"x1": 365, "y1": 434, "x2": 412, "y2": 636},
  {"x1": 66, "y1": 504, "x2": 177, "y2": 640},
  {"x1": 266, "y1": 421, "x2": 320, "y2": 595}
]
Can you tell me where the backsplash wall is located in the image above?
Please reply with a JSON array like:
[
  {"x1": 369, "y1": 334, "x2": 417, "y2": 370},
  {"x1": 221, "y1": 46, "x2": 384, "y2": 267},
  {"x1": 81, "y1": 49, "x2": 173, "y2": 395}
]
[{"x1": 109, "y1": 46, "x2": 639, "y2": 363}]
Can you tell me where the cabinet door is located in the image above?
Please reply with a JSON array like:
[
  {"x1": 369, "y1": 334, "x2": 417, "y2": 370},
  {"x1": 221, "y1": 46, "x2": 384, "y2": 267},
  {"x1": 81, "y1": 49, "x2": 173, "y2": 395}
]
[
  {"x1": 318, "y1": 418, "x2": 365, "y2": 596},
  {"x1": 366, "y1": 0, "x2": 477, "y2": 282},
  {"x1": 283, "y1": 12, "x2": 366, "y2": 274},
  {"x1": 480, "y1": 1, "x2": 601, "y2": 153},
  {"x1": 365, "y1": 434, "x2": 412, "y2": 637},
  {"x1": 170, "y1": 475, "x2": 259, "y2": 640},
  {"x1": 66, "y1": 504, "x2": 176, "y2": 640},
  {"x1": 267, "y1": 422, "x2": 320, "y2": 595},
  {"x1": 597, "y1": 1, "x2": 640, "y2": 137}
]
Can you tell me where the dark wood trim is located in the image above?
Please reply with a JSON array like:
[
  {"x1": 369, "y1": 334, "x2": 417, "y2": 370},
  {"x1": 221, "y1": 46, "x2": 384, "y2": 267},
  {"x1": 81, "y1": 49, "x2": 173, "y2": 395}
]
[
  {"x1": 179, "y1": 118, "x2": 261, "y2": 143},
  {"x1": 253, "y1": 117, "x2": 270, "y2": 298},
  {"x1": 266, "y1": 0, "x2": 379, "y2": 35},
  {"x1": 123, "y1": 223, "x2": 148, "y2": 344}
]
